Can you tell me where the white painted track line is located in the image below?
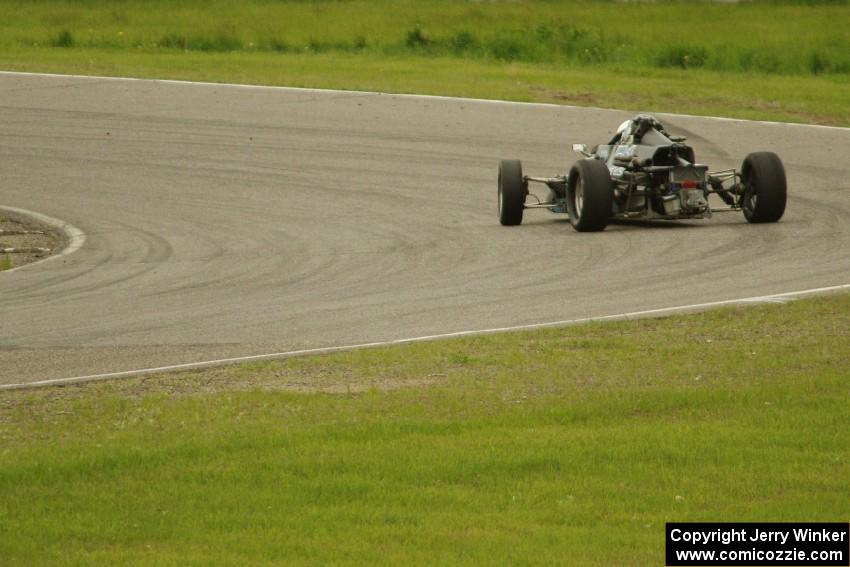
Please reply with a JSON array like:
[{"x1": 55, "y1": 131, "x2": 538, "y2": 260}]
[{"x1": 0, "y1": 205, "x2": 86, "y2": 273}]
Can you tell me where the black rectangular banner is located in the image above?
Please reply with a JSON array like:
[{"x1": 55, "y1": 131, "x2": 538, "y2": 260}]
[{"x1": 666, "y1": 523, "x2": 849, "y2": 566}]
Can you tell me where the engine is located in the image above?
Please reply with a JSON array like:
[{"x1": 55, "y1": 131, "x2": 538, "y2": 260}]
[{"x1": 660, "y1": 165, "x2": 709, "y2": 216}]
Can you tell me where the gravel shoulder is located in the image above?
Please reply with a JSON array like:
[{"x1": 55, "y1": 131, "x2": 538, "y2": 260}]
[{"x1": 0, "y1": 210, "x2": 65, "y2": 271}]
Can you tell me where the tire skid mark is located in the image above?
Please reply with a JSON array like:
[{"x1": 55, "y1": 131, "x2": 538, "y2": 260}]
[{"x1": 1, "y1": 73, "x2": 849, "y2": 384}]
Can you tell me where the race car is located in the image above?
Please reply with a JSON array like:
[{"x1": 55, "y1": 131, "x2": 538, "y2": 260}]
[{"x1": 498, "y1": 114, "x2": 787, "y2": 231}]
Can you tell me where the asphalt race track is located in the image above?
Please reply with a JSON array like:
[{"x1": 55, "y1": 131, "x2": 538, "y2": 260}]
[{"x1": 1, "y1": 72, "x2": 848, "y2": 386}]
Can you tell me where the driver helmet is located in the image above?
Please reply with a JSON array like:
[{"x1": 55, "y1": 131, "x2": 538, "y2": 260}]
[{"x1": 633, "y1": 114, "x2": 665, "y2": 134}]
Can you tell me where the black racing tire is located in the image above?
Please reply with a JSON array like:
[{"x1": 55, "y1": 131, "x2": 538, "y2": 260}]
[
  {"x1": 740, "y1": 152, "x2": 787, "y2": 223},
  {"x1": 567, "y1": 159, "x2": 613, "y2": 232},
  {"x1": 498, "y1": 159, "x2": 525, "y2": 226}
]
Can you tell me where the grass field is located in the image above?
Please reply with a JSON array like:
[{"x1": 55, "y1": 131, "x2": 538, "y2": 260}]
[
  {"x1": 2, "y1": 2, "x2": 848, "y2": 564},
  {"x1": 2, "y1": 294, "x2": 848, "y2": 565},
  {"x1": 0, "y1": 0, "x2": 848, "y2": 125}
]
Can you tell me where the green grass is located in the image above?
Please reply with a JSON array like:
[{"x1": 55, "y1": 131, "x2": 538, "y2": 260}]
[
  {"x1": 2, "y1": 294, "x2": 848, "y2": 565},
  {"x1": 1, "y1": 2, "x2": 848, "y2": 563},
  {"x1": 0, "y1": 0, "x2": 849, "y2": 125},
  {"x1": 0, "y1": 255, "x2": 10, "y2": 271}
]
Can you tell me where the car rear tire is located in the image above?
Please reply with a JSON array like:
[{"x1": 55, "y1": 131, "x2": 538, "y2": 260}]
[
  {"x1": 498, "y1": 159, "x2": 525, "y2": 226},
  {"x1": 567, "y1": 159, "x2": 613, "y2": 232},
  {"x1": 741, "y1": 152, "x2": 786, "y2": 223}
]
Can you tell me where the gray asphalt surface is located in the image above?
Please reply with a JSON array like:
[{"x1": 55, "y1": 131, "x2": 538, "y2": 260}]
[{"x1": 1, "y1": 72, "x2": 848, "y2": 386}]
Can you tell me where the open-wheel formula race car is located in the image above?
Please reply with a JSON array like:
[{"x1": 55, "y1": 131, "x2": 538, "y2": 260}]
[{"x1": 498, "y1": 114, "x2": 787, "y2": 232}]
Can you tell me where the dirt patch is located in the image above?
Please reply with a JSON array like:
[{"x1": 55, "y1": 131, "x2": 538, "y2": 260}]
[
  {"x1": 0, "y1": 362, "x2": 449, "y2": 424},
  {"x1": 746, "y1": 99, "x2": 838, "y2": 127},
  {"x1": 0, "y1": 212, "x2": 65, "y2": 271},
  {"x1": 118, "y1": 364, "x2": 447, "y2": 399},
  {"x1": 534, "y1": 89, "x2": 599, "y2": 105}
]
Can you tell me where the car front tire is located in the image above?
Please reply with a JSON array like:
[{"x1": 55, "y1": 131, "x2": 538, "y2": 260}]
[
  {"x1": 741, "y1": 152, "x2": 787, "y2": 223},
  {"x1": 567, "y1": 159, "x2": 613, "y2": 232},
  {"x1": 498, "y1": 159, "x2": 525, "y2": 226}
]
